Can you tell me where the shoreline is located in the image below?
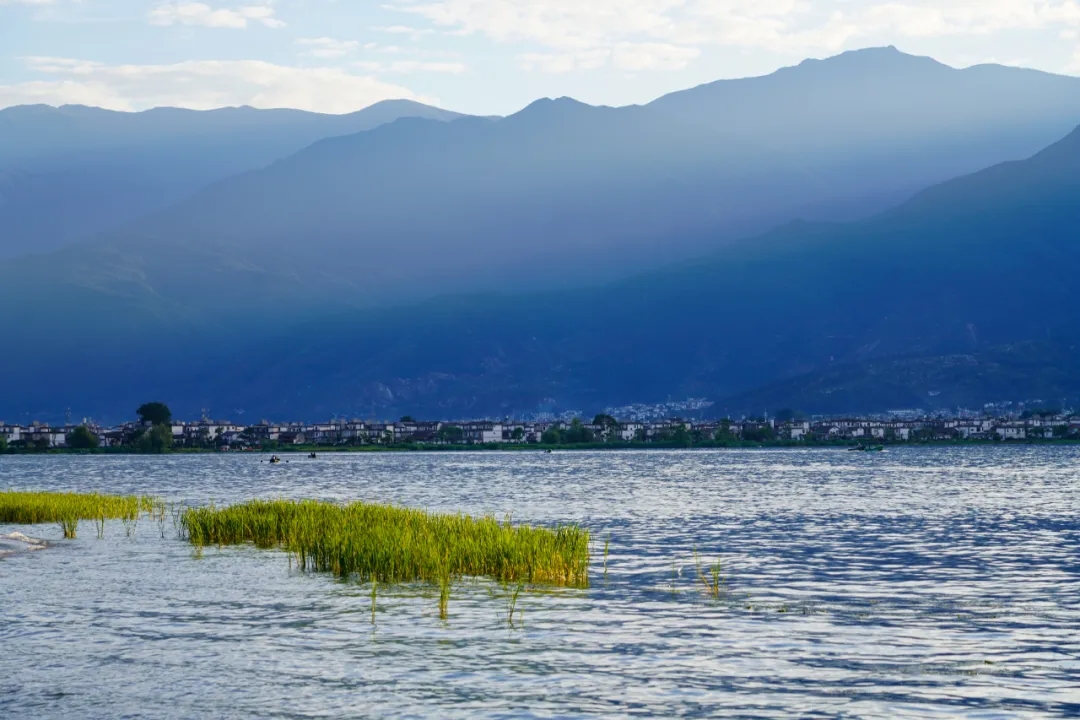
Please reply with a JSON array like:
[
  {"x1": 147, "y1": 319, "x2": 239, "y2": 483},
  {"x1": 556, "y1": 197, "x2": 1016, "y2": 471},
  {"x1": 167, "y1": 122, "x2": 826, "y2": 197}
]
[{"x1": 3, "y1": 438, "x2": 1080, "y2": 456}]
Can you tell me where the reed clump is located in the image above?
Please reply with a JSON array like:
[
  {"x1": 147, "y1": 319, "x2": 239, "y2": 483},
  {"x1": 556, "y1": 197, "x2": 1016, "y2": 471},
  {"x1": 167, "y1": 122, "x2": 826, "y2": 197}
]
[
  {"x1": 181, "y1": 499, "x2": 590, "y2": 588},
  {"x1": 0, "y1": 491, "x2": 152, "y2": 538},
  {"x1": 694, "y1": 549, "x2": 726, "y2": 600}
]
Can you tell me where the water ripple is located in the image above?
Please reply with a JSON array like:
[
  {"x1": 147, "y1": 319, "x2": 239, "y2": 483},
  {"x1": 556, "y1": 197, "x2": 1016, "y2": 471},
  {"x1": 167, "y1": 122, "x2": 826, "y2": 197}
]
[{"x1": 1, "y1": 447, "x2": 1079, "y2": 717}]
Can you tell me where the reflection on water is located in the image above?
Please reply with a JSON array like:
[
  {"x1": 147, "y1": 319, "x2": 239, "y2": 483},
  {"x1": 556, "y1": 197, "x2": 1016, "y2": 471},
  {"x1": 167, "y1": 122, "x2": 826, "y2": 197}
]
[{"x1": 2, "y1": 448, "x2": 1079, "y2": 718}]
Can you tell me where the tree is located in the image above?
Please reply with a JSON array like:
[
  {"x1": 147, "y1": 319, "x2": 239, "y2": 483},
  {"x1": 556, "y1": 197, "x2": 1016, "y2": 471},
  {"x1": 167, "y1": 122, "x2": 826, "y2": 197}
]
[
  {"x1": 591, "y1": 414, "x2": 617, "y2": 441},
  {"x1": 0, "y1": 435, "x2": 7, "y2": 452},
  {"x1": 400, "y1": 415, "x2": 416, "y2": 423},
  {"x1": 541, "y1": 427, "x2": 563, "y2": 445},
  {"x1": 137, "y1": 423, "x2": 173, "y2": 453},
  {"x1": 669, "y1": 425, "x2": 693, "y2": 448},
  {"x1": 67, "y1": 425, "x2": 100, "y2": 450},
  {"x1": 137, "y1": 402, "x2": 172, "y2": 426},
  {"x1": 714, "y1": 421, "x2": 737, "y2": 444},
  {"x1": 742, "y1": 425, "x2": 777, "y2": 443},
  {"x1": 774, "y1": 408, "x2": 806, "y2": 423},
  {"x1": 564, "y1": 419, "x2": 594, "y2": 444},
  {"x1": 656, "y1": 425, "x2": 692, "y2": 447},
  {"x1": 438, "y1": 425, "x2": 464, "y2": 443},
  {"x1": 511, "y1": 427, "x2": 525, "y2": 441}
]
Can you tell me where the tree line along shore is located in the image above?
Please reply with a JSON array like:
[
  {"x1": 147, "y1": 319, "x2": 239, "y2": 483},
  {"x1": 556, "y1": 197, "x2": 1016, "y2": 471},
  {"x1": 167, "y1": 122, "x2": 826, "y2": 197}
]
[{"x1": 3, "y1": 403, "x2": 1079, "y2": 454}]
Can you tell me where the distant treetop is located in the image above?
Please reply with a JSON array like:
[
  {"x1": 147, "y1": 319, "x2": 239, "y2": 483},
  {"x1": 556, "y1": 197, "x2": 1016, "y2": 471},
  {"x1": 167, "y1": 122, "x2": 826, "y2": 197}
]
[
  {"x1": 137, "y1": 402, "x2": 172, "y2": 426},
  {"x1": 593, "y1": 414, "x2": 617, "y2": 428}
]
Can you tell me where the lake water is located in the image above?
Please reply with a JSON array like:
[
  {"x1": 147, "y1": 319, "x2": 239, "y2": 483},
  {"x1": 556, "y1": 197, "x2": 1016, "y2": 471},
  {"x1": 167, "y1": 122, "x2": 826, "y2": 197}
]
[{"x1": 2, "y1": 448, "x2": 1079, "y2": 718}]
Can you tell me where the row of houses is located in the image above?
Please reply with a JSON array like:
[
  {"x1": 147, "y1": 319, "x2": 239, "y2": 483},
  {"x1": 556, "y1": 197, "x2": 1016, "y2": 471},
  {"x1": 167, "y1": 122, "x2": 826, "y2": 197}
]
[{"x1": 4, "y1": 414, "x2": 1079, "y2": 448}]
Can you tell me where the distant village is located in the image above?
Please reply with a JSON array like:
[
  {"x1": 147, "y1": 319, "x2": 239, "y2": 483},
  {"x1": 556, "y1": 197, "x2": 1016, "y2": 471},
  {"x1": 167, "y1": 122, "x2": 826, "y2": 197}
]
[{"x1": 3, "y1": 410, "x2": 1079, "y2": 450}]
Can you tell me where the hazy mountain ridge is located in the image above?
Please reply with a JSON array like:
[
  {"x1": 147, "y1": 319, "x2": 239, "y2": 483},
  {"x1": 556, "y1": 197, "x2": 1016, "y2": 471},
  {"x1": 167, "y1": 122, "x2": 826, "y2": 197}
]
[
  {"x1": 6, "y1": 121, "x2": 1080, "y2": 422},
  {"x1": 5, "y1": 48, "x2": 1080, "y2": 420},
  {"x1": 0, "y1": 100, "x2": 466, "y2": 258},
  {"x1": 7, "y1": 47, "x2": 1080, "y2": 307},
  {"x1": 175, "y1": 121, "x2": 1080, "y2": 419},
  {"x1": 712, "y1": 340, "x2": 1080, "y2": 416}
]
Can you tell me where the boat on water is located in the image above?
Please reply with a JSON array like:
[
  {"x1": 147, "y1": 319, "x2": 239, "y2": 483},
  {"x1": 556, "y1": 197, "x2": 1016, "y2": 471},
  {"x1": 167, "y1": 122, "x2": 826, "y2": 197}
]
[
  {"x1": 269, "y1": 455, "x2": 282, "y2": 464},
  {"x1": 308, "y1": 452, "x2": 317, "y2": 459},
  {"x1": 849, "y1": 444, "x2": 885, "y2": 452}
]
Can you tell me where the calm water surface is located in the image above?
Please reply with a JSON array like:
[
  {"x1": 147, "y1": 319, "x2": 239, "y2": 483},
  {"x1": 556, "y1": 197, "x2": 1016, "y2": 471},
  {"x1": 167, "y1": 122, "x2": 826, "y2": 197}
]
[{"x1": 2, "y1": 448, "x2": 1079, "y2": 718}]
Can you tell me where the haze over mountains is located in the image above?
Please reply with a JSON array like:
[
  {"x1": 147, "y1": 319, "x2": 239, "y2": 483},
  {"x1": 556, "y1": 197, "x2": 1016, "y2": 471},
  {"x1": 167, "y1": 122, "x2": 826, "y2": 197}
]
[
  {"x1": 0, "y1": 100, "x2": 463, "y2": 258},
  {"x1": 108, "y1": 121, "x2": 1076, "y2": 420},
  {"x1": 3, "y1": 46, "x2": 1080, "y2": 422},
  {"x1": 8, "y1": 48, "x2": 1080, "y2": 307}
]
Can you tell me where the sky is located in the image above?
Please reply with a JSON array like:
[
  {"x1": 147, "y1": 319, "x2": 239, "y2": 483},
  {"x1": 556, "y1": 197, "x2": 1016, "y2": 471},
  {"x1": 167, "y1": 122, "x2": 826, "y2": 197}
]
[{"x1": 2, "y1": 1, "x2": 1080, "y2": 116}]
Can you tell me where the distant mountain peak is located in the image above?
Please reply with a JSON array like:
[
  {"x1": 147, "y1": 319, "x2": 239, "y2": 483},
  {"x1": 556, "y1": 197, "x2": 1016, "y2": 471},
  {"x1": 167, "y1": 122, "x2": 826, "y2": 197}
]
[
  {"x1": 506, "y1": 96, "x2": 598, "y2": 125},
  {"x1": 792, "y1": 45, "x2": 948, "y2": 73},
  {"x1": 519, "y1": 96, "x2": 592, "y2": 111}
]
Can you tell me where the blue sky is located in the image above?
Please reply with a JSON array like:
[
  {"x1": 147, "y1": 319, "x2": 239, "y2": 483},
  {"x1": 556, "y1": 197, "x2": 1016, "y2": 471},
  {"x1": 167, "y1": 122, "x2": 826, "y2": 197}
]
[{"x1": 3, "y1": 1, "x2": 1080, "y2": 115}]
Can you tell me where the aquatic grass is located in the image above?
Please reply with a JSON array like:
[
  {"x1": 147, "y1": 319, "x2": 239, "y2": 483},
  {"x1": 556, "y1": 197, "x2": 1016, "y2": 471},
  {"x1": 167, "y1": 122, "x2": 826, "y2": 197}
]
[
  {"x1": 181, "y1": 499, "x2": 591, "y2": 590},
  {"x1": 370, "y1": 580, "x2": 377, "y2": 625},
  {"x1": 153, "y1": 501, "x2": 169, "y2": 539},
  {"x1": 693, "y1": 549, "x2": 726, "y2": 600},
  {"x1": 504, "y1": 582, "x2": 524, "y2": 628},
  {"x1": 0, "y1": 491, "x2": 152, "y2": 539},
  {"x1": 58, "y1": 513, "x2": 79, "y2": 539},
  {"x1": 439, "y1": 572, "x2": 451, "y2": 620}
]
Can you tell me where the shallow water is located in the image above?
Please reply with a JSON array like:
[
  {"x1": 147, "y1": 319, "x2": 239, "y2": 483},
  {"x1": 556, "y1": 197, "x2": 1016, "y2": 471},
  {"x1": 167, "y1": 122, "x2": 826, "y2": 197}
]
[{"x1": 2, "y1": 448, "x2": 1079, "y2": 718}]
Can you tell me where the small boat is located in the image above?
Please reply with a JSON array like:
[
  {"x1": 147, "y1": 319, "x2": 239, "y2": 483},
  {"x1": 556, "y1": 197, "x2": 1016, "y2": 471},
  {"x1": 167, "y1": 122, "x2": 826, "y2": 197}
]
[
  {"x1": 308, "y1": 452, "x2": 317, "y2": 459},
  {"x1": 849, "y1": 444, "x2": 885, "y2": 452},
  {"x1": 269, "y1": 455, "x2": 282, "y2": 464}
]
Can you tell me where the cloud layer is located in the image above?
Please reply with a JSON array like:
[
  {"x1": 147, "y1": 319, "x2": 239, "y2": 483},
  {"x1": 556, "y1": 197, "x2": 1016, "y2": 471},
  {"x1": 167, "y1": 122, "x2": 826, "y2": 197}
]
[
  {"x1": 296, "y1": 37, "x2": 360, "y2": 58},
  {"x1": 0, "y1": 58, "x2": 429, "y2": 112},
  {"x1": 396, "y1": 0, "x2": 1080, "y2": 72},
  {"x1": 148, "y1": 2, "x2": 285, "y2": 29}
]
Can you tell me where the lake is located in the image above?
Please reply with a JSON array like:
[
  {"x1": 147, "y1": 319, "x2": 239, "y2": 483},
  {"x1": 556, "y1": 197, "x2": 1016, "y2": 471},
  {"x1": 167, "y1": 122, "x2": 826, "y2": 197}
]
[{"x1": 2, "y1": 448, "x2": 1079, "y2": 718}]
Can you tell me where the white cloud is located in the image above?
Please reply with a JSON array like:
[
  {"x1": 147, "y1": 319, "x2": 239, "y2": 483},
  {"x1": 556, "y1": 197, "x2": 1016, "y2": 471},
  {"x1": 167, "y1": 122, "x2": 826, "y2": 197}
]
[
  {"x1": 148, "y1": 2, "x2": 285, "y2": 29},
  {"x1": 517, "y1": 50, "x2": 609, "y2": 73},
  {"x1": 296, "y1": 37, "x2": 360, "y2": 58},
  {"x1": 612, "y1": 42, "x2": 701, "y2": 71},
  {"x1": 0, "y1": 57, "x2": 432, "y2": 113},
  {"x1": 355, "y1": 60, "x2": 466, "y2": 74},
  {"x1": 373, "y1": 25, "x2": 436, "y2": 40},
  {"x1": 393, "y1": 0, "x2": 1080, "y2": 72}
]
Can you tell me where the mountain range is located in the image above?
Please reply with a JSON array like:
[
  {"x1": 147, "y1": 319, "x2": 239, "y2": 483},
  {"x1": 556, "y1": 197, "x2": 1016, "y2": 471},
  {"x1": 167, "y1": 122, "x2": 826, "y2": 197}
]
[
  {"x1": 0, "y1": 99, "x2": 463, "y2": 258},
  {"x1": 7, "y1": 48, "x2": 1080, "y2": 312},
  {"x1": 179, "y1": 119, "x2": 1079, "y2": 420},
  {"x1": 2, "y1": 46, "x2": 1080, "y2": 422}
]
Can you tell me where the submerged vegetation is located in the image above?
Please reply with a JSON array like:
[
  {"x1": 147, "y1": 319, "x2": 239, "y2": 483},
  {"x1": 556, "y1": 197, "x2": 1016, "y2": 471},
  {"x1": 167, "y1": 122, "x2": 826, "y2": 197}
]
[
  {"x1": 4, "y1": 491, "x2": 594, "y2": 622},
  {"x1": 181, "y1": 499, "x2": 591, "y2": 590},
  {"x1": 0, "y1": 491, "x2": 153, "y2": 539}
]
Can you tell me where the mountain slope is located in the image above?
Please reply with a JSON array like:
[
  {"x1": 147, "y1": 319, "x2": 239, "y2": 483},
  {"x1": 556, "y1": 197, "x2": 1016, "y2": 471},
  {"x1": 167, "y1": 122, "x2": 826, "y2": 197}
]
[
  {"x1": 7, "y1": 47, "x2": 1080, "y2": 315},
  {"x1": 650, "y1": 46, "x2": 1080, "y2": 215},
  {"x1": 5, "y1": 122, "x2": 1080, "y2": 421},
  {"x1": 0, "y1": 100, "x2": 465, "y2": 257}
]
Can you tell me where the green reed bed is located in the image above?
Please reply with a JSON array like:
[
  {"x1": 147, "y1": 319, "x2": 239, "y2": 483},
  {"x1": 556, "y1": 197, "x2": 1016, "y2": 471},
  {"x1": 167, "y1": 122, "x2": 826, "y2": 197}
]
[
  {"x1": 0, "y1": 491, "x2": 154, "y2": 538},
  {"x1": 181, "y1": 499, "x2": 591, "y2": 590}
]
